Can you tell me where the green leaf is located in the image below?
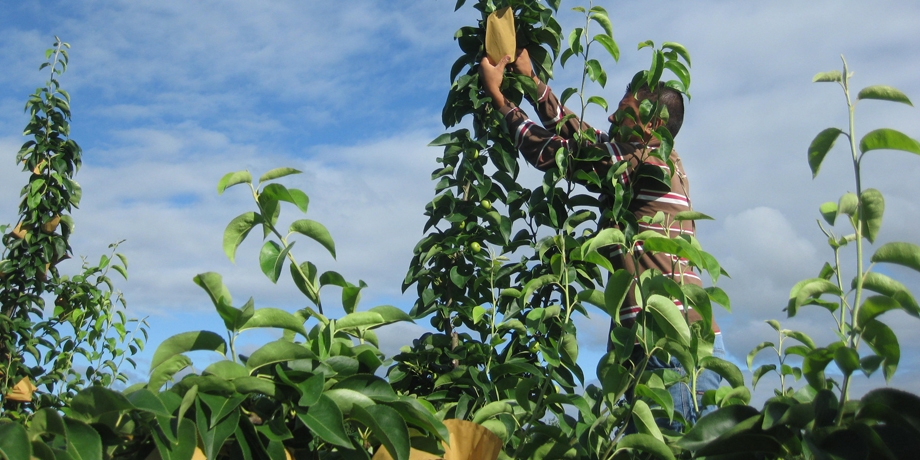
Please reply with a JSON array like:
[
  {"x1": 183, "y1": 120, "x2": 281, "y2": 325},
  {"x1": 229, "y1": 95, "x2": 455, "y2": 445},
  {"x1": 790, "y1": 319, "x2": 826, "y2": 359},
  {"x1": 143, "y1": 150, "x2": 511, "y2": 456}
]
[
  {"x1": 808, "y1": 128, "x2": 843, "y2": 178},
  {"x1": 197, "y1": 398, "x2": 240, "y2": 460},
  {"x1": 646, "y1": 295, "x2": 691, "y2": 346},
  {"x1": 857, "y1": 85, "x2": 913, "y2": 106},
  {"x1": 148, "y1": 355, "x2": 192, "y2": 391},
  {"x1": 861, "y1": 320, "x2": 900, "y2": 382},
  {"x1": 336, "y1": 311, "x2": 386, "y2": 330},
  {"x1": 240, "y1": 308, "x2": 308, "y2": 338},
  {"x1": 333, "y1": 375, "x2": 398, "y2": 402},
  {"x1": 472, "y1": 400, "x2": 515, "y2": 424},
  {"x1": 584, "y1": 227, "x2": 625, "y2": 255},
  {"x1": 223, "y1": 212, "x2": 262, "y2": 263},
  {"x1": 589, "y1": 9, "x2": 613, "y2": 36},
  {"x1": 367, "y1": 305, "x2": 414, "y2": 325},
  {"x1": 261, "y1": 183, "x2": 310, "y2": 213},
  {"x1": 700, "y1": 356, "x2": 745, "y2": 388},
  {"x1": 152, "y1": 418, "x2": 197, "y2": 460},
  {"x1": 747, "y1": 342, "x2": 775, "y2": 371},
  {"x1": 820, "y1": 201, "x2": 838, "y2": 225},
  {"x1": 217, "y1": 170, "x2": 252, "y2": 194},
  {"x1": 64, "y1": 418, "x2": 103, "y2": 460},
  {"x1": 259, "y1": 240, "x2": 294, "y2": 283},
  {"x1": 0, "y1": 422, "x2": 31, "y2": 460},
  {"x1": 752, "y1": 364, "x2": 776, "y2": 389},
  {"x1": 674, "y1": 211, "x2": 713, "y2": 221},
  {"x1": 616, "y1": 433, "x2": 675, "y2": 460},
  {"x1": 247, "y1": 340, "x2": 316, "y2": 371},
  {"x1": 871, "y1": 242, "x2": 920, "y2": 274},
  {"x1": 586, "y1": 95, "x2": 608, "y2": 112},
  {"x1": 295, "y1": 374, "x2": 325, "y2": 407},
  {"x1": 834, "y1": 347, "x2": 860, "y2": 377},
  {"x1": 858, "y1": 271, "x2": 920, "y2": 316},
  {"x1": 69, "y1": 386, "x2": 136, "y2": 421},
  {"x1": 637, "y1": 40, "x2": 654, "y2": 50},
  {"x1": 150, "y1": 331, "x2": 226, "y2": 371},
  {"x1": 706, "y1": 286, "x2": 731, "y2": 312},
  {"x1": 352, "y1": 404, "x2": 410, "y2": 460},
  {"x1": 813, "y1": 70, "x2": 842, "y2": 82},
  {"x1": 859, "y1": 189, "x2": 883, "y2": 245},
  {"x1": 857, "y1": 295, "x2": 902, "y2": 328},
  {"x1": 290, "y1": 219, "x2": 336, "y2": 259},
  {"x1": 648, "y1": 50, "x2": 665, "y2": 88},
  {"x1": 788, "y1": 278, "x2": 843, "y2": 315},
  {"x1": 125, "y1": 389, "x2": 172, "y2": 417},
  {"x1": 258, "y1": 167, "x2": 301, "y2": 184},
  {"x1": 193, "y1": 272, "x2": 240, "y2": 331},
  {"x1": 678, "y1": 405, "x2": 760, "y2": 450},
  {"x1": 232, "y1": 377, "x2": 277, "y2": 397},
  {"x1": 631, "y1": 400, "x2": 663, "y2": 442},
  {"x1": 203, "y1": 361, "x2": 250, "y2": 380},
  {"x1": 594, "y1": 34, "x2": 619, "y2": 62},
  {"x1": 297, "y1": 395, "x2": 353, "y2": 448},
  {"x1": 859, "y1": 128, "x2": 920, "y2": 155},
  {"x1": 662, "y1": 41, "x2": 691, "y2": 67},
  {"x1": 634, "y1": 384, "x2": 674, "y2": 424}
]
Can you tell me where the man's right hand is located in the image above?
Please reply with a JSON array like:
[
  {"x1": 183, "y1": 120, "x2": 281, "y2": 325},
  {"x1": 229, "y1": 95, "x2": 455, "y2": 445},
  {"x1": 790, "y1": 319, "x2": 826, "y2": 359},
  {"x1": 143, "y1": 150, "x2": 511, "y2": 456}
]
[
  {"x1": 511, "y1": 48, "x2": 540, "y2": 87},
  {"x1": 479, "y1": 55, "x2": 511, "y2": 111}
]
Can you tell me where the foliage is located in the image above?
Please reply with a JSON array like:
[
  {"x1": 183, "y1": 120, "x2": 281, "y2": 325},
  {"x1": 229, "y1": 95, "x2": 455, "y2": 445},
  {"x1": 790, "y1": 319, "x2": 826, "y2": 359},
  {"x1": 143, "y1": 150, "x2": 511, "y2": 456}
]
[
  {"x1": 0, "y1": 37, "x2": 146, "y2": 418},
  {"x1": 395, "y1": 1, "x2": 737, "y2": 458}
]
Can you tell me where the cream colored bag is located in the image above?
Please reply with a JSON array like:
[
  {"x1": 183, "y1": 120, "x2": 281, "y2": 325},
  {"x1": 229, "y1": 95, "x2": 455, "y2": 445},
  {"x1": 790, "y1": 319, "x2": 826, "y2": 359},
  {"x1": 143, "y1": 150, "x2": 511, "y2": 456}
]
[{"x1": 485, "y1": 7, "x2": 516, "y2": 64}]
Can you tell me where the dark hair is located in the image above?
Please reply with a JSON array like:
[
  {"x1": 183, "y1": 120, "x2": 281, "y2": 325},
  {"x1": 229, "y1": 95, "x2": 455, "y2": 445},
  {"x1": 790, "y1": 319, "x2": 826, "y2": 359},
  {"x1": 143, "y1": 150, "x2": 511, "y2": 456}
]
[{"x1": 625, "y1": 82, "x2": 685, "y2": 137}]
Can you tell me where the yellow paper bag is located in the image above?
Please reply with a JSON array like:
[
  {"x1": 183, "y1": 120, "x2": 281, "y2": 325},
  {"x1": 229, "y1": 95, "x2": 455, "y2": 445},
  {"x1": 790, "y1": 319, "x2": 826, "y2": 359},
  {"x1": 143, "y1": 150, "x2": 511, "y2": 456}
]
[
  {"x1": 372, "y1": 419, "x2": 502, "y2": 460},
  {"x1": 6, "y1": 376, "x2": 37, "y2": 402},
  {"x1": 485, "y1": 7, "x2": 516, "y2": 64}
]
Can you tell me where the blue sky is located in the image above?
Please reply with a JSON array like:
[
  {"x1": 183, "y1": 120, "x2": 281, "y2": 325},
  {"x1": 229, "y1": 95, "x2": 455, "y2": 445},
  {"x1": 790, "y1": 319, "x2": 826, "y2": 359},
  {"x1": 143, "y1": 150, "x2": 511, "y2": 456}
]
[{"x1": 2, "y1": 0, "x2": 920, "y2": 404}]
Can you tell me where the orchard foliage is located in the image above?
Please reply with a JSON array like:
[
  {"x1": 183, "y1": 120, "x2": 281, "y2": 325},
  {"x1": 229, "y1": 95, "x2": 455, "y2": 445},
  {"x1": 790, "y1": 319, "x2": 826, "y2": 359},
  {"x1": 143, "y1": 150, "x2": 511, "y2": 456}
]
[{"x1": 3, "y1": 2, "x2": 920, "y2": 459}]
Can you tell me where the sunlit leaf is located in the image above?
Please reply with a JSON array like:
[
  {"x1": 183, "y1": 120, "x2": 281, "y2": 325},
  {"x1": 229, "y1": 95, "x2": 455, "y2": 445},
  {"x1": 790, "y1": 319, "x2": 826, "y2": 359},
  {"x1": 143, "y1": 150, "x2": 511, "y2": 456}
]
[
  {"x1": 808, "y1": 128, "x2": 843, "y2": 178},
  {"x1": 747, "y1": 342, "x2": 775, "y2": 371},
  {"x1": 258, "y1": 167, "x2": 301, "y2": 184},
  {"x1": 586, "y1": 95, "x2": 608, "y2": 111},
  {"x1": 813, "y1": 70, "x2": 842, "y2": 82},
  {"x1": 857, "y1": 85, "x2": 913, "y2": 106},
  {"x1": 594, "y1": 34, "x2": 619, "y2": 62},
  {"x1": 150, "y1": 331, "x2": 226, "y2": 371},
  {"x1": 297, "y1": 395, "x2": 353, "y2": 448},
  {"x1": 290, "y1": 219, "x2": 336, "y2": 259},
  {"x1": 859, "y1": 128, "x2": 920, "y2": 155},
  {"x1": 871, "y1": 242, "x2": 920, "y2": 274},
  {"x1": 616, "y1": 433, "x2": 675, "y2": 460},
  {"x1": 217, "y1": 170, "x2": 252, "y2": 194},
  {"x1": 351, "y1": 404, "x2": 410, "y2": 460},
  {"x1": 261, "y1": 183, "x2": 309, "y2": 214},
  {"x1": 223, "y1": 212, "x2": 262, "y2": 263},
  {"x1": 700, "y1": 356, "x2": 744, "y2": 388},
  {"x1": 240, "y1": 308, "x2": 308, "y2": 338},
  {"x1": 631, "y1": 400, "x2": 663, "y2": 441},
  {"x1": 247, "y1": 340, "x2": 315, "y2": 371},
  {"x1": 819, "y1": 201, "x2": 838, "y2": 225},
  {"x1": 833, "y1": 347, "x2": 860, "y2": 377},
  {"x1": 858, "y1": 271, "x2": 920, "y2": 317},
  {"x1": 861, "y1": 320, "x2": 899, "y2": 382},
  {"x1": 646, "y1": 295, "x2": 691, "y2": 346}
]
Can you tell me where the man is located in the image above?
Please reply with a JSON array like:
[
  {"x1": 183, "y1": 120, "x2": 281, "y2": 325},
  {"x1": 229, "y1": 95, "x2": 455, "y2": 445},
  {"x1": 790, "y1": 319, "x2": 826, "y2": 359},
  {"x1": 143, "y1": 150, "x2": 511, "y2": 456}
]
[{"x1": 479, "y1": 49, "x2": 724, "y2": 428}]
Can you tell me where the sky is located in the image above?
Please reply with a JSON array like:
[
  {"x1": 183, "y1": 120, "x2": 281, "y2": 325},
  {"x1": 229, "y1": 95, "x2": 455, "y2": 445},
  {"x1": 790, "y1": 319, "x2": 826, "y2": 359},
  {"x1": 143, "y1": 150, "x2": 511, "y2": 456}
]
[{"x1": 2, "y1": 0, "x2": 920, "y2": 406}]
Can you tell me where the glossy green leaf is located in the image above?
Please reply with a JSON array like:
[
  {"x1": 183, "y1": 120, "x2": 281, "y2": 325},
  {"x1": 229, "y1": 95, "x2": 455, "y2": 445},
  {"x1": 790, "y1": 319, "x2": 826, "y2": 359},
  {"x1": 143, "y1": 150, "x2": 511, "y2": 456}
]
[
  {"x1": 368, "y1": 305, "x2": 414, "y2": 325},
  {"x1": 247, "y1": 340, "x2": 316, "y2": 371},
  {"x1": 674, "y1": 211, "x2": 712, "y2": 221},
  {"x1": 584, "y1": 227, "x2": 625, "y2": 255},
  {"x1": 198, "y1": 392, "x2": 246, "y2": 429},
  {"x1": 616, "y1": 433, "x2": 675, "y2": 460},
  {"x1": 857, "y1": 85, "x2": 913, "y2": 106},
  {"x1": 785, "y1": 330, "x2": 817, "y2": 350},
  {"x1": 150, "y1": 331, "x2": 226, "y2": 371},
  {"x1": 586, "y1": 95, "x2": 608, "y2": 111},
  {"x1": 631, "y1": 399, "x2": 663, "y2": 441},
  {"x1": 859, "y1": 128, "x2": 920, "y2": 155},
  {"x1": 261, "y1": 183, "x2": 309, "y2": 213},
  {"x1": 217, "y1": 170, "x2": 252, "y2": 194},
  {"x1": 807, "y1": 128, "x2": 843, "y2": 178},
  {"x1": 148, "y1": 355, "x2": 192, "y2": 391},
  {"x1": 662, "y1": 41, "x2": 691, "y2": 67},
  {"x1": 803, "y1": 347, "x2": 834, "y2": 389},
  {"x1": 700, "y1": 356, "x2": 744, "y2": 388},
  {"x1": 324, "y1": 388, "x2": 376, "y2": 414},
  {"x1": 861, "y1": 319, "x2": 900, "y2": 382},
  {"x1": 858, "y1": 271, "x2": 920, "y2": 316},
  {"x1": 604, "y1": 269, "x2": 633, "y2": 319},
  {"x1": 678, "y1": 405, "x2": 760, "y2": 450},
  {"x1": 202, "y1": 361, "x2": 249, "y2": 380},
  {"x1": 297, "y1": 373, "x2": 326, "y2": 407},
  {"x1": 388, "y1": 398, "x2": 450, "y2": 442},
  {"x1": 747, "y1": 341, "x2": 775, "y2": 371},
  {"x1": 198, "y1": 399, "x2": 240, "y2": 460},
  {"x1": 820, "y1": 201, "x2": 838, "y2": 225},
  {"x1": 834, "y1": 347, "x2": 860, "y2": 377},
  {"x1": 336, "y1": 311, "x2": 386, "y2": 330},
  {"x1": 752, "y1": 364, "x2": 776, "y2": 389},
  {"x1": 648, "y1": 50, "x2": 665, "y2": 88},
  {"x1": 333, "y1": 374, "x2": 398, "y2": 403},
  {"x1": 240, "y1": 307, "x2": 308, "y2": 338},
  {"x1": 594, "y1": 34, "x2": 619, "y2": 62},
  {"x1": 258, "y1": 167, "x2": 301, "y2": 184},
  {"x1": 69, "y1": 386, "x2": 136, "y2": 421},
  {"x1": 871, "y1": 242, "x2": 920, "y2": 274},
  {"x1": 232, "y1": 377, "x2": 277, "y2": 397},
  {"x1": 193, "y1": 272, "x2": 238, "y2": 330},
  {"x1": 352, "y1": 404, "x2": 410, "y2": 460},
  {"x1": 290, "y1": 219, "x2": 336, "y2": 259},
  {"x1": 64, "y1": 418, "x2": 103, "y2": 460},
  {"x1": 28, "y1": 408, "x2": 67, "y2": 441},
  {"x1": 706, "y1": 286, "x2": 731, "y2": 312},
  {"x1": 589, "y1": 9, "x2": 613, "y2": 36},
  {"x1": 259, "y1": 241, "x2": 286, "y2": 283},
  {"x1": 857, "y1": 295, "x2": 902, "y2": 328},
  {"x1": 813, "y1": 70, "x2": 842, "y2": 82},
  {"x1": 646, "y1": 295, "x2": 691, "y2": 346},
  {"x1": 859, "y1": 188, "x2": 884, "y2": 243},
  {"x1": 152, "y1": 418, "x2": 197, "y2": 460},
  {"x1": 223, "y1": 212, "x2": 262, "y2": 263},
  {"x1": 472, "y1": 400, "x2": 515, "y2": 424},
  {"x1": 0, "y1": 422, "x2": 31, "y2": 460},
  {"x1": 788, "y1": 278, "x2": 842, "y2": 315}
]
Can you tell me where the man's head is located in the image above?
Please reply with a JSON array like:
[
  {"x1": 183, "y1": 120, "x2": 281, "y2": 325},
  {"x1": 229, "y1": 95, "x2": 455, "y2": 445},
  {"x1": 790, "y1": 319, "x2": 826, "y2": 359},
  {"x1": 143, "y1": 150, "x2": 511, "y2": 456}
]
[{"x1": 608, "y1": 81, "x2": 685, "y2": 140}]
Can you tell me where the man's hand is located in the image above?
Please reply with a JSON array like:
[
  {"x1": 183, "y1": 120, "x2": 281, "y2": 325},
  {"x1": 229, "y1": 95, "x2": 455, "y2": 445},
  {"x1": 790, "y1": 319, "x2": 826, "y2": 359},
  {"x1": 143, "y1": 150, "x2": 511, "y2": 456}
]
[
  {"x1": 511, "y1": 48, "x2": 537, "y2": 84},
  {"x1": 479, "y1": 55, "x2": 511, "y2": 111}
]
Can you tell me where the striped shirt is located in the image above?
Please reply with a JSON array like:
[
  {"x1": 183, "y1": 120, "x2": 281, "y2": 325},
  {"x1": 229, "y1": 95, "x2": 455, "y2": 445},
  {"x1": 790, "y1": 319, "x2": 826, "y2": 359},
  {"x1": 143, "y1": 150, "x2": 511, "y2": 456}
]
[{"x1": 503, "y1": 82, "x2": 718, "y2": 333}]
